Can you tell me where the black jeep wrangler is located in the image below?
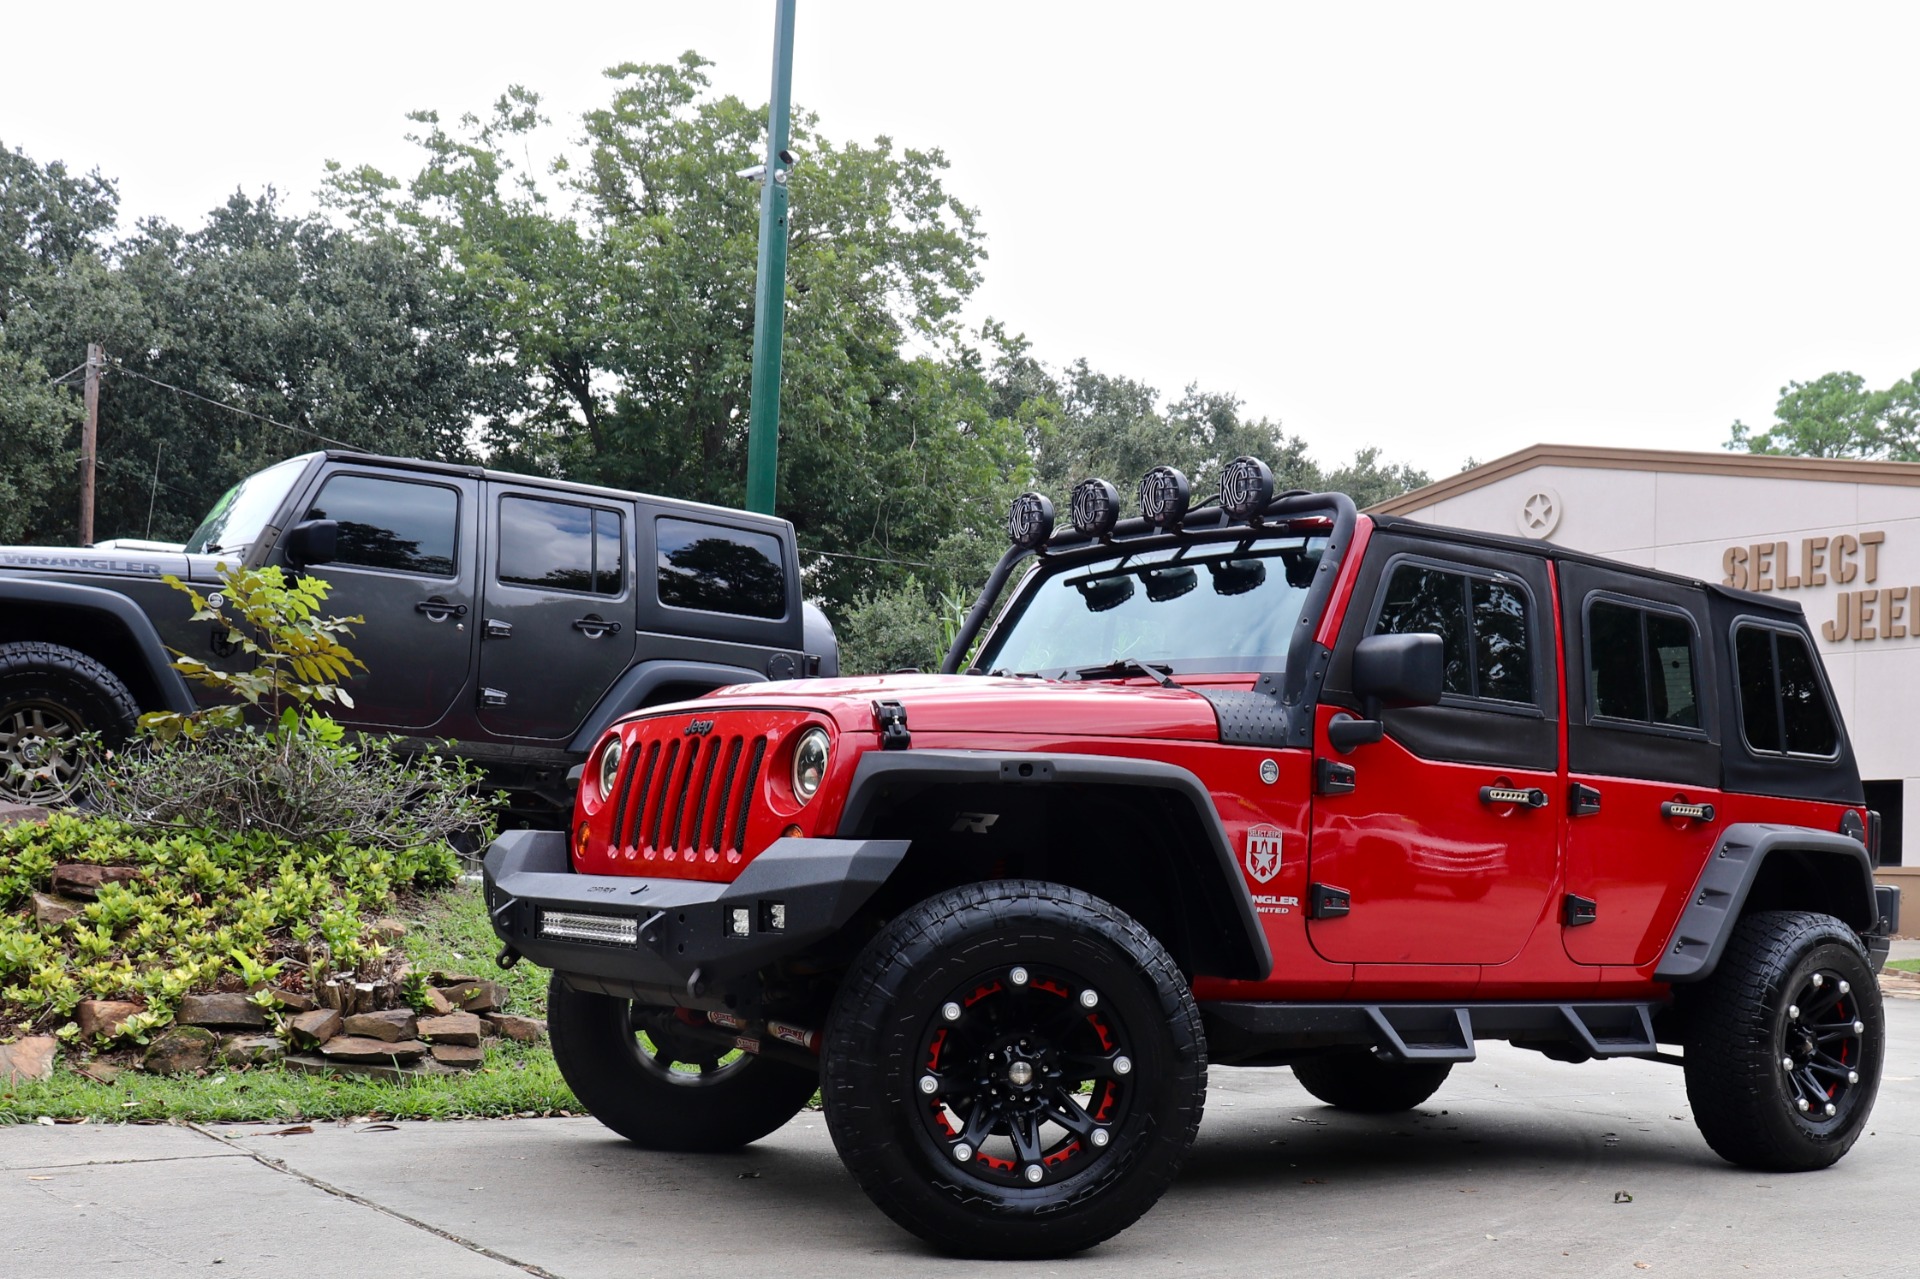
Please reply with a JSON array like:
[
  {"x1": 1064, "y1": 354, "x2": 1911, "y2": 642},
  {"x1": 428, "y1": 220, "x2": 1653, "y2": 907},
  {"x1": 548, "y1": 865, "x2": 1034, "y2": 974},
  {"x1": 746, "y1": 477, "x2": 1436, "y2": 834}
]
[{"x1": 0, "y1": 451, "x2": 835, "y2": 816}]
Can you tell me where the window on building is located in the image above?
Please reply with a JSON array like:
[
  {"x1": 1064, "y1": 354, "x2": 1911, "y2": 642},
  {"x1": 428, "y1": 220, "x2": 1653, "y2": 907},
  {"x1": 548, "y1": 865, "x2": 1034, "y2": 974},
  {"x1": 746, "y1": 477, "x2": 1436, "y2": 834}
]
[
  {"x1": 1586, "y1": 599, "x2": 1701, "y2": 729},
  {"x1": 1734, "y1": 623, "x2": 1840, "y2": 757},
  {"x1": 306, "y1": 475, "x2": 458, "y2": 576},
  {"x1": 1374, "y1": 563, "x2": 1534, "y2": 704},
  {"x1": 498, "y1": 496, "x2": 623, "y2": 595},
  {"x1": 1864, "y1": 780, "x2": 1904, "y2": 868},
  {"x1": 656, "y1": 518, "x2": 787, "y2": 619}
]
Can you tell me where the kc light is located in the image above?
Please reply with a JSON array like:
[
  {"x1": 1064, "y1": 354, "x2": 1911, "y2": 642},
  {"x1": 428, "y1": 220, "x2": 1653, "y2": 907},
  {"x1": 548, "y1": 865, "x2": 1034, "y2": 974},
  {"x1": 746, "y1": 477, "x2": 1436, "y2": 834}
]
[
  {"x1": 792, "y1": 727, "x2": 830, "y2": 803},
  {"x1": 1219, "y1": 456, "x2": 1275, "y2": 522},
  {"x1": 1138, "y1": 465, "x2": 1191, "y2": 530},
  {"x1": 597, "y1": 736, "x2": 623, "y2": 798},
  {"x1": 1070, "y1": 478, "x2": 1121, "y2": 538},
  {"x1": 1007, "y1": 492, "x2": 1055, "y2": 549}
]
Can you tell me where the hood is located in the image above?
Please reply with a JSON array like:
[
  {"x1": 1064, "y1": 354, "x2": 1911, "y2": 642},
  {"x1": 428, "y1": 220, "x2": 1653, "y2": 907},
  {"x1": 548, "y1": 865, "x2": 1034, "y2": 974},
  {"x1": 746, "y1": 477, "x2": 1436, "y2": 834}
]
[
  {"x1": 696, "y1": 672, "x2": 1225, "y2": 742},
  {"x1": 0, "y1": 543, "x2": 198, "y2": 582}
]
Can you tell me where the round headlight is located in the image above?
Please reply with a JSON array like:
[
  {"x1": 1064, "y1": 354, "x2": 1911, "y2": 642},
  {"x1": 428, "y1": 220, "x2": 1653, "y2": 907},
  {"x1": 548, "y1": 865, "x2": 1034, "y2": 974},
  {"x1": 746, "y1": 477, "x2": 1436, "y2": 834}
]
[
  {"x1": 792, "y1": 727, "x2": 830, "y2": 804},
  {"x1": 597, "y1": 736, "x2": 623, "y2": 798},
  {"x1": 1007, "y1": 492, "x2": 1056, "y2": 549},
  {"x1": 1137, "y1": 465, "x2": 1192, "y2": 530}
]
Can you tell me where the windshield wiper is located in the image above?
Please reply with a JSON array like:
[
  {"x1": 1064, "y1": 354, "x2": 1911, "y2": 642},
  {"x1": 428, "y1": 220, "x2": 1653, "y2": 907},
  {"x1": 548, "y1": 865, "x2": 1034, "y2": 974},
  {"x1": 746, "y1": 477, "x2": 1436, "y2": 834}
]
[{"x1": 1072, "y1": 659, "x2": 1180, "y2": 689}]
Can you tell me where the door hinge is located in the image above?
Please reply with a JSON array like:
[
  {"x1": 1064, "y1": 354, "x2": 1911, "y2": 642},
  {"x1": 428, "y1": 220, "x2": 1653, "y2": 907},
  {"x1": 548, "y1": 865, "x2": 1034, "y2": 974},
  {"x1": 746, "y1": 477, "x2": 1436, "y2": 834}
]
[
  {"x1": 479, "y1": 687, "x2": 509, "y2": 708},
  {"x1": 1569, "y1": 783, "x2": 1602, "y2": 817},
  {"x1": 872, "y1": 700, "x2": 910, "y2": 750},
  {"x1": 1563, "y1": 894, "x2": 1599, "y2": 927},
  {"x1": 1309, "y1": 883, "x2": 1352, "y2": 920},
  {"x1": 1314, "y1": 758, "x2": 1356, "y2": 796}
]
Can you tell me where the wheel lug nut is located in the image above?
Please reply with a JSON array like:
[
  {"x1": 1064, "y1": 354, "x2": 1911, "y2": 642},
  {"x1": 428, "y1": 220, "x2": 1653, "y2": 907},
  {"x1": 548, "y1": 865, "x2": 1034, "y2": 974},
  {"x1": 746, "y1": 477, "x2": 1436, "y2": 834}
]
[
  {"x1": 942, "y1": 1001, "x2": 962, "y2": 1021},
  {"x1": 1796, "y1": 1098, "x2": 1810, "y2": 1113},
  {"x1": 1788, "y1": 1005, "x2": 1800, "y2": 1020},
  {"x1": 1783, "y1": 1057, "x2": 1795, "y2": 1070},
  {"x1": 1839, "y1": 980, "x2": 1851, "y2": 994},
  {"x1": 1824, "y1": 1103, "x2": 1837, "y2": 1117},
  {"x1": 1853, "y1": 1020, "x2": 1865, "y2": 1035},
  {"x1": 1080, "y1": 989, "x2": 1099, "y2": 1008},
  {"x1": 1113, "y1": 1055, "x2": 1133, "y2": 1076},
  {"x1": 1010, "y1": 966, "x2": 1029, "y2": 986},
  {"x1": 919, "y1": 1075, "x2": 938, "y2": 1095},
  {"x1": 1812, "y1": 973, "x2": 1824, "y2": 989},
  {"x1": 1024, "y1": 1164, "x2": 1044, "y2": 1184},
  {"x1": 953, "y1": 1143, "x2": 973, "y2": 1163},
  {"x1": 1091, "y1": 1128, "x2": 1111, "y2": 1148},
  {"x1": 1848, "y1": 1070, "x2": 1860, "y2": 1084}
]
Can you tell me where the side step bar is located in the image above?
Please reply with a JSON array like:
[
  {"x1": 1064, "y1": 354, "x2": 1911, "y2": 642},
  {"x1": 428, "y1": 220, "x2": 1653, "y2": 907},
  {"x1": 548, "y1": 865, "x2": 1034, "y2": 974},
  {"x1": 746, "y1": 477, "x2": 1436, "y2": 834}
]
[{"x1": 1203, "y1": 1000, "x2": 1664, "y2": 1065}]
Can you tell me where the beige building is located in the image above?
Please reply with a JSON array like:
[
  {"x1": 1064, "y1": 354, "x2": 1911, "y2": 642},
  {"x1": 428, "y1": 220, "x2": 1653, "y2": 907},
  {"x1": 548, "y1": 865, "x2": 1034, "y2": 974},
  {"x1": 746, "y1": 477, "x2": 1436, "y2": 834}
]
[{"x1": 1374, "y1": 443, "x2": 1920, "y2": 888}]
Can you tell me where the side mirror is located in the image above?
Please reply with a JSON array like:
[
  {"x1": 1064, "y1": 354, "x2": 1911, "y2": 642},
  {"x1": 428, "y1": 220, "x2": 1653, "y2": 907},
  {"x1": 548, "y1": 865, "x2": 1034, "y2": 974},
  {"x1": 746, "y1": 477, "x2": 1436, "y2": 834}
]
[
  {"x1": 1352, "y1": 632, "x2": 1445, "y2": 714},
  {"x1": 283, "y1": 519, "x2": 338, "y2": 568}
]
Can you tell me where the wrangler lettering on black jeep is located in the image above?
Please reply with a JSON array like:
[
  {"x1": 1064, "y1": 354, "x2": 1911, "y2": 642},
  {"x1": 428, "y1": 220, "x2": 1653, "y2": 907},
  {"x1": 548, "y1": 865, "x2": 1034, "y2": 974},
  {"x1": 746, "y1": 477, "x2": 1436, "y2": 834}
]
[{"x1": 484, "y1": 457, "x2": 1897, "y2": 1259}]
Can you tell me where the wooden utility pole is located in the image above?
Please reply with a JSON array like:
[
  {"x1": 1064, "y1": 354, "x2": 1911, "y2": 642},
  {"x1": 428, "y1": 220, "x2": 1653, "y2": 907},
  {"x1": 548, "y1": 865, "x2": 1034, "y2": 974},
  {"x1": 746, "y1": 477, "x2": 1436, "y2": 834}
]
[{"x1": 78, "y1": 343, "x2": 102, "y2": 546}]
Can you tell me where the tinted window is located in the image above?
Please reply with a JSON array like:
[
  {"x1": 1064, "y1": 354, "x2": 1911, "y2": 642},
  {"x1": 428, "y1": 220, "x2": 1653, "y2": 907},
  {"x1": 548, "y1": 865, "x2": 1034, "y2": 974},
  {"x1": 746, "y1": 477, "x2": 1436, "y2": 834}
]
[
  {"x1": 1375, "y1": 563, "x2": 1533, "y2": 704},
  {"x1": 1587, "y1": 600, "x2": 1700, "y2": 729},
  {"x1": 657, "y1": 518, "x2": 787, "y2": 619},
  {"x1": 1735, "y1": 624, "x2": 1838, "y2": 757},
  {"x1": 498, "y1": 496, "x2": 623, "y2": 596},
  {"x1": 306, "y1": 475, "x2": 457, "y2": 576}
]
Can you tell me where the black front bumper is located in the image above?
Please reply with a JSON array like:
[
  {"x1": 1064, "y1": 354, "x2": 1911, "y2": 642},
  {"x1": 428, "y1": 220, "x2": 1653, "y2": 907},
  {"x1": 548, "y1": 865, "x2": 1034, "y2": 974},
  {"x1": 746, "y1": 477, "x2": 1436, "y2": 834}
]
[{"x1": 481, "y1": 830, "x2": 910, "y2": 993}]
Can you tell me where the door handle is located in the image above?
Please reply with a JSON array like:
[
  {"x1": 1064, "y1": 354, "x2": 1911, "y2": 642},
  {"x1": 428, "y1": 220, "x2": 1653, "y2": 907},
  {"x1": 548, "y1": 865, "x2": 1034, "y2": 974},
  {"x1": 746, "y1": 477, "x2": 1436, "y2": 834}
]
[
  {"x1": 572, "y1": 615, "x2": 622, "y2": 638},
  {"x1": 485, "y1": 618, "x2": 514, "y2": 639},
  {"x1": 1480, "y1": 785, "x2": 1548, "y2": 810},
  {"x1": 1661, "y1": 800, "x2": 1716, "y2": 823},
  {"x1": 415, "y1": 598, "x2": 468, "y2": 623}
]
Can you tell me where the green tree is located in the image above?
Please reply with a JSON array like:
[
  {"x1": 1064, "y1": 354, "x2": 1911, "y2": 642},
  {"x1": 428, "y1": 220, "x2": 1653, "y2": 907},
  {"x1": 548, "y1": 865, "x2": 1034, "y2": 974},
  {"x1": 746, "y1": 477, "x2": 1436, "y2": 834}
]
[
  {"x1": 1728, "y1": 369, "x2": 1920, "y2": 460},
  {"x1": 0, "y1": 140, "x2": 117, "y2": 324},
  {"x1": 0, "y1": 346, "x2": 78, "y2": 543}
]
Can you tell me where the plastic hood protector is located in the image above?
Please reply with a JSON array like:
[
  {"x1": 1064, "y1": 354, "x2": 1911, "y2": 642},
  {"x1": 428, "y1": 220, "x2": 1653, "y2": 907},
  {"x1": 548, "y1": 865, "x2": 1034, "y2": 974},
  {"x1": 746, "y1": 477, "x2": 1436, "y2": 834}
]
[{"x1": 696, "y1": 672, "x2": 1222, "y2": 742}]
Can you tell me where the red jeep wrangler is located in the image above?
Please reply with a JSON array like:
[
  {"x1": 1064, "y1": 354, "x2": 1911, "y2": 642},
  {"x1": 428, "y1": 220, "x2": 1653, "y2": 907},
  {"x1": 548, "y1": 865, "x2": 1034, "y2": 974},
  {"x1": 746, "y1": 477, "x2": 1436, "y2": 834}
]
[{"x1": 484, "y1": 460, "x2": 1898, "y2": 1259}]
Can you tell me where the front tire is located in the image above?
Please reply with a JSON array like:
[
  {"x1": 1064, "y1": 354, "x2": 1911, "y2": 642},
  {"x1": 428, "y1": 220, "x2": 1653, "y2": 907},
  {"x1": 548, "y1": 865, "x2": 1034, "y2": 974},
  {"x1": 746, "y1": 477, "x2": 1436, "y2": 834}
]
[
  {"x1": 823, "y1": 880, "x2": 1206, "y2": 1260},
  {"x1": 547, "y1": 974, "x2": 819, "y2": 1151},
  {"x1": 1682, "y1": 910, "x2": 1884, "y2": 1171},
  {"x1": 0, "y1": 642, "x2": 138, "y2": 806},
  {"x1": 1292, "y1": 1050, "x2": 1452, "y2": 1112}
]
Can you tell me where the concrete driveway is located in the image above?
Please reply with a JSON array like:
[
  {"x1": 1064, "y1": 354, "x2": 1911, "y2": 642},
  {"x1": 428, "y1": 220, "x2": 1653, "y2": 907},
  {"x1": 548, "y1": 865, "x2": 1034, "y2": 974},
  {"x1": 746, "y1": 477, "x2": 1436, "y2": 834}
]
[{"x1": 5, "y1": 997, "x2": 1916, "y2": 1278}]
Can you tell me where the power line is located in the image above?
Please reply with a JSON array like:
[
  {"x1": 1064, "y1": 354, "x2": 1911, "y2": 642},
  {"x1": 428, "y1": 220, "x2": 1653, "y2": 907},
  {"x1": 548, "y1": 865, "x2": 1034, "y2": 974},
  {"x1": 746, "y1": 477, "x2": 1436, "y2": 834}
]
[
  {"x1": 105, "y1": 359, "x2": 370, "y2": 452},
  {"x1": 45, "y1": 361, "x2": 89, "y2": 386},
  {"x1": 800, "y1": 545, "x2": 935, "y2": 569}
]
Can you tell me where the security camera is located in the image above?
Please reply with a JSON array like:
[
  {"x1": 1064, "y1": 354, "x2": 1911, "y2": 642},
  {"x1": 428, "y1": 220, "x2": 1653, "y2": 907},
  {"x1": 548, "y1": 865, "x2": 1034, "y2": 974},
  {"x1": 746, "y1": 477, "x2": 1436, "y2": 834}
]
[
  {"x1": 778, "y1": 148, "x2": 798, "y2": 166},
  {"x1": 735, "y1": 163, "x2": 767, "y2": 181}
]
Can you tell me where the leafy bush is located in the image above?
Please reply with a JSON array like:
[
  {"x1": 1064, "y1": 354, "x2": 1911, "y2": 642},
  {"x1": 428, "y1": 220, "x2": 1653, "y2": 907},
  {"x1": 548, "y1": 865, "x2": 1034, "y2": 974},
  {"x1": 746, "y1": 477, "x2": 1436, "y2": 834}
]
[{"x1": 0, "y1": 812, "x2": 458, "y2": 1039}]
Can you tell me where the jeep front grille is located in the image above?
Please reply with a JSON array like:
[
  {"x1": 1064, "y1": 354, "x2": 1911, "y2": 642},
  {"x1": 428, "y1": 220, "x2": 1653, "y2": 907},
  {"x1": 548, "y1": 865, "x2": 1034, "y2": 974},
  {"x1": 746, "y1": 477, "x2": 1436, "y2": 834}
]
[{"x1": 610, "y1": 729, "x2": 768, "y2": 861}]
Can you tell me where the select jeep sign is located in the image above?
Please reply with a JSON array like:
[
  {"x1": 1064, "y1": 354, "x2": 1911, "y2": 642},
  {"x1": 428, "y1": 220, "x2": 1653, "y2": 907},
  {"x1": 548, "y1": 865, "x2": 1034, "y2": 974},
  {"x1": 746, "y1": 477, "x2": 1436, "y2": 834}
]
[{"x1": 1721, "y1": 530, "x2": 1903, "y2": 642}]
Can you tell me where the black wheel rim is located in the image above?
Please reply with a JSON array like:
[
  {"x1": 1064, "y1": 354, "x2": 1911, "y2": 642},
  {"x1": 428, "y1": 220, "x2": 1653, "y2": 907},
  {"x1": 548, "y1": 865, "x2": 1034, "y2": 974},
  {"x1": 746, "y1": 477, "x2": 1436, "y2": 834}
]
[
  {"x1": 625, "y1": 1006, "x2": 751, "y2": 1087},
  {"x1": 1779, "y1": 966, "x2": 1867, "y2": 1128},
  {"x1": 0, "y1": 700, "x2": 85, "y2": 805},
  {"x1": 913, "y1": 962, "x2": 1135, "y2": 1189}
]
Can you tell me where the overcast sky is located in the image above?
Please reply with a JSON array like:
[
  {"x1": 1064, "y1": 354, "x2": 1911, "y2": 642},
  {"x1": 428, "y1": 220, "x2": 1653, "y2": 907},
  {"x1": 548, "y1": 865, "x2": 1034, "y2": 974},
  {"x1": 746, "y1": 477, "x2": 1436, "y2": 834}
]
[{"x1": 5, "y1": 2, "x2": 1917, "y2": 482}]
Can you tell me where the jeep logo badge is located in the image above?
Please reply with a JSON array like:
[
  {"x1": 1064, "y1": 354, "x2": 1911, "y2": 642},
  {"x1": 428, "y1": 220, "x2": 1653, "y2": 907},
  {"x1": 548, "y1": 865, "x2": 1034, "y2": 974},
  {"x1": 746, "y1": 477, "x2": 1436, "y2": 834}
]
[
  {"x1": 1245, "y1": 825, "x2": 1283, "y2": 884},
  {"x1": 684, "y1": 719, "x2": 715, "y2": 736}
]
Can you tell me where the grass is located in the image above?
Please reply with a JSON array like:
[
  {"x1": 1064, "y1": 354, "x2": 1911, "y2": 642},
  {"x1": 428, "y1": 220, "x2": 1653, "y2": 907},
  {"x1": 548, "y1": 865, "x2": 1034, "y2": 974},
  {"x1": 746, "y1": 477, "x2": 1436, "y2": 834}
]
[
  {"x1": 0, "y1": 879, "x2": 578, "y2": 1123},
  {"x1": 1886, "y1": 958, "x2": 1920, "y2": 973}
]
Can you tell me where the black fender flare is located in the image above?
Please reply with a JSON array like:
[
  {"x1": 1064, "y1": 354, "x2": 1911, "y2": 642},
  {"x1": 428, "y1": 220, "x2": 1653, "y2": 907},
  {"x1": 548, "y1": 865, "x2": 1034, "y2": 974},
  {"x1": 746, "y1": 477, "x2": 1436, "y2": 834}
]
[
  {"x1": 0, "y1": 577, "x2": 195, "y2": 713},
  {"x1": 834, "y1": 749, "x2": 1273, "y2": 981},
  {"x1": 568, "y1": 660, "x2": 767, "y2": 753},
  {"x1": 1655, "y1": 822, "x2": 1880, "y2": 983}
]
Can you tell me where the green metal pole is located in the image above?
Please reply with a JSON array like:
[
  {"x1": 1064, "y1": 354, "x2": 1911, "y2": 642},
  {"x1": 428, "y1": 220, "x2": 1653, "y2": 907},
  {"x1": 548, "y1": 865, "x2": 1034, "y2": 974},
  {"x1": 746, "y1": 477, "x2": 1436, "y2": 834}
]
[{"x1": 745, "y1": 0, "x2": 797, "y2": 516}]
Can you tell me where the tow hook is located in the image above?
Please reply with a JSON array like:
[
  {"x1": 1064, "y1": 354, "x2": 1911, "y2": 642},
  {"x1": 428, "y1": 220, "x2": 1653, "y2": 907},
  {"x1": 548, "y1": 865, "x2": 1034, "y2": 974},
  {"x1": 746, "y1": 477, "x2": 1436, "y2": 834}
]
[{"x1": 495, "y1": 945, "x2": 521, "y2": 971}]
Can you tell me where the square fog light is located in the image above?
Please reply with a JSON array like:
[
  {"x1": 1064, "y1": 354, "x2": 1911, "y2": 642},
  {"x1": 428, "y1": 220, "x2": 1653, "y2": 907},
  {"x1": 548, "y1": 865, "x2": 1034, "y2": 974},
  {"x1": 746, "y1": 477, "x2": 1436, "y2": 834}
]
[
  {"x1": 761, "y1": 901, "x2": 787, "y2": 931},
  {"x1": 727, "y1": 907, "x2": 752, "y2": 938}
]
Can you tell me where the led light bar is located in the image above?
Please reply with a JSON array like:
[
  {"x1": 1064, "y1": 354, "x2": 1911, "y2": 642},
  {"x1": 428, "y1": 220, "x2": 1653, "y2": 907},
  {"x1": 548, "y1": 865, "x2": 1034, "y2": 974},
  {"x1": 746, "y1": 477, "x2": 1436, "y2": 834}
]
[{"x1": 538, "y1": 909, "x2": 639, "y2": 946}]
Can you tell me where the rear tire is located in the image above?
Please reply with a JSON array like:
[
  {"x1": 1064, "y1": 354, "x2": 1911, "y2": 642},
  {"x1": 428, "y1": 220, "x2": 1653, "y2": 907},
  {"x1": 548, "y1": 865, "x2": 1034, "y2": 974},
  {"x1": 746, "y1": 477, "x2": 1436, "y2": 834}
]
[
  {"x1": 546, "y1": 974, "x2": 818, "y2": 1152},
  {"x1": 823, "y1": 879, "x2": 1206, "y2": 1260},
  {"x1": 1292, "y1": 1051, "x2": 1452, "y2": 1112},
  {"x1": 0, "y1": 642, "x2": 138, "y2": 806},
  {"x1": 1682, "y1": 910, "x2": 1883, "y2": 1171}
]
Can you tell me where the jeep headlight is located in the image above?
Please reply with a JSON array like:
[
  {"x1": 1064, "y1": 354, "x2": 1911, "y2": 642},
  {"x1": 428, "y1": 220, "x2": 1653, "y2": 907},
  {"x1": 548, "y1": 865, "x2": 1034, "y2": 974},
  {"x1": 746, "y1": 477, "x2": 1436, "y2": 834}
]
[
  {"x1": 597, "y1": 736, "x2": 623, "y2": 799},
  {"x1": 792, "y1": 727, "x2": 830, "y2": 804}
]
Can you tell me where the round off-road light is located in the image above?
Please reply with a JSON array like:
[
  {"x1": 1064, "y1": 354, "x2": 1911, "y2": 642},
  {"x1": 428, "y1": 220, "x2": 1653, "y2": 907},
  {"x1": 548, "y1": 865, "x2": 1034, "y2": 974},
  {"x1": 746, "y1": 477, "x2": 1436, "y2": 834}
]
[
  {"x1": 1007, "y1": 492, "x2": 1055, "y2": 549},
  {"x1": 792, "y1": 727, "x2": 830, "y2": 803},
  {"x1": 597, "y1": 736, "x2": 623, "y2": 798},
  {"x1": 1219, "y1": 456, "x2": 1275, "y2": 521},
  {"x1": 1137, "y1": 466, "x2": 1191, "y2": 530},
  {"x1": 1070, "y1": 478, "x2": 1121, "y2": 538}
]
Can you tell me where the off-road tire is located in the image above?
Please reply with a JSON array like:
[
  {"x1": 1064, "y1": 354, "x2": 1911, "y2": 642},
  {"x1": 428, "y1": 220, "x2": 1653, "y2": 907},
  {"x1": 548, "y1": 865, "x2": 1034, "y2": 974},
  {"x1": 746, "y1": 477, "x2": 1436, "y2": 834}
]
[
  {"x1": 0, "y1": 642, "x2": 139, "y2": 805},
  {"x1": 546, "y1": 974, "x2": 819, "y2": 1152},
  {"x1": 1682, "y1": 910, "x2": 1883, "y2": 1171},
  {"x1": 1292, "y1": 1051, "x2": 1453, "y2": 1112},
  {"x1": 823, "y1": 880, "x2": 1206, "y2": 1260}
]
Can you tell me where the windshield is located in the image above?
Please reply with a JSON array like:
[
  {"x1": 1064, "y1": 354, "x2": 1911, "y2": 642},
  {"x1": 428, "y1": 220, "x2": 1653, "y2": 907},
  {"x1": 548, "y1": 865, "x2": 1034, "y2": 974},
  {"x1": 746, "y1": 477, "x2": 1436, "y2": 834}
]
[
  {"x1": 183, "y1": 454, "x2": 315, "y2": 555},
  {"x1": 977, "y1": 535, "x2": 1329, "y2": 677}
]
